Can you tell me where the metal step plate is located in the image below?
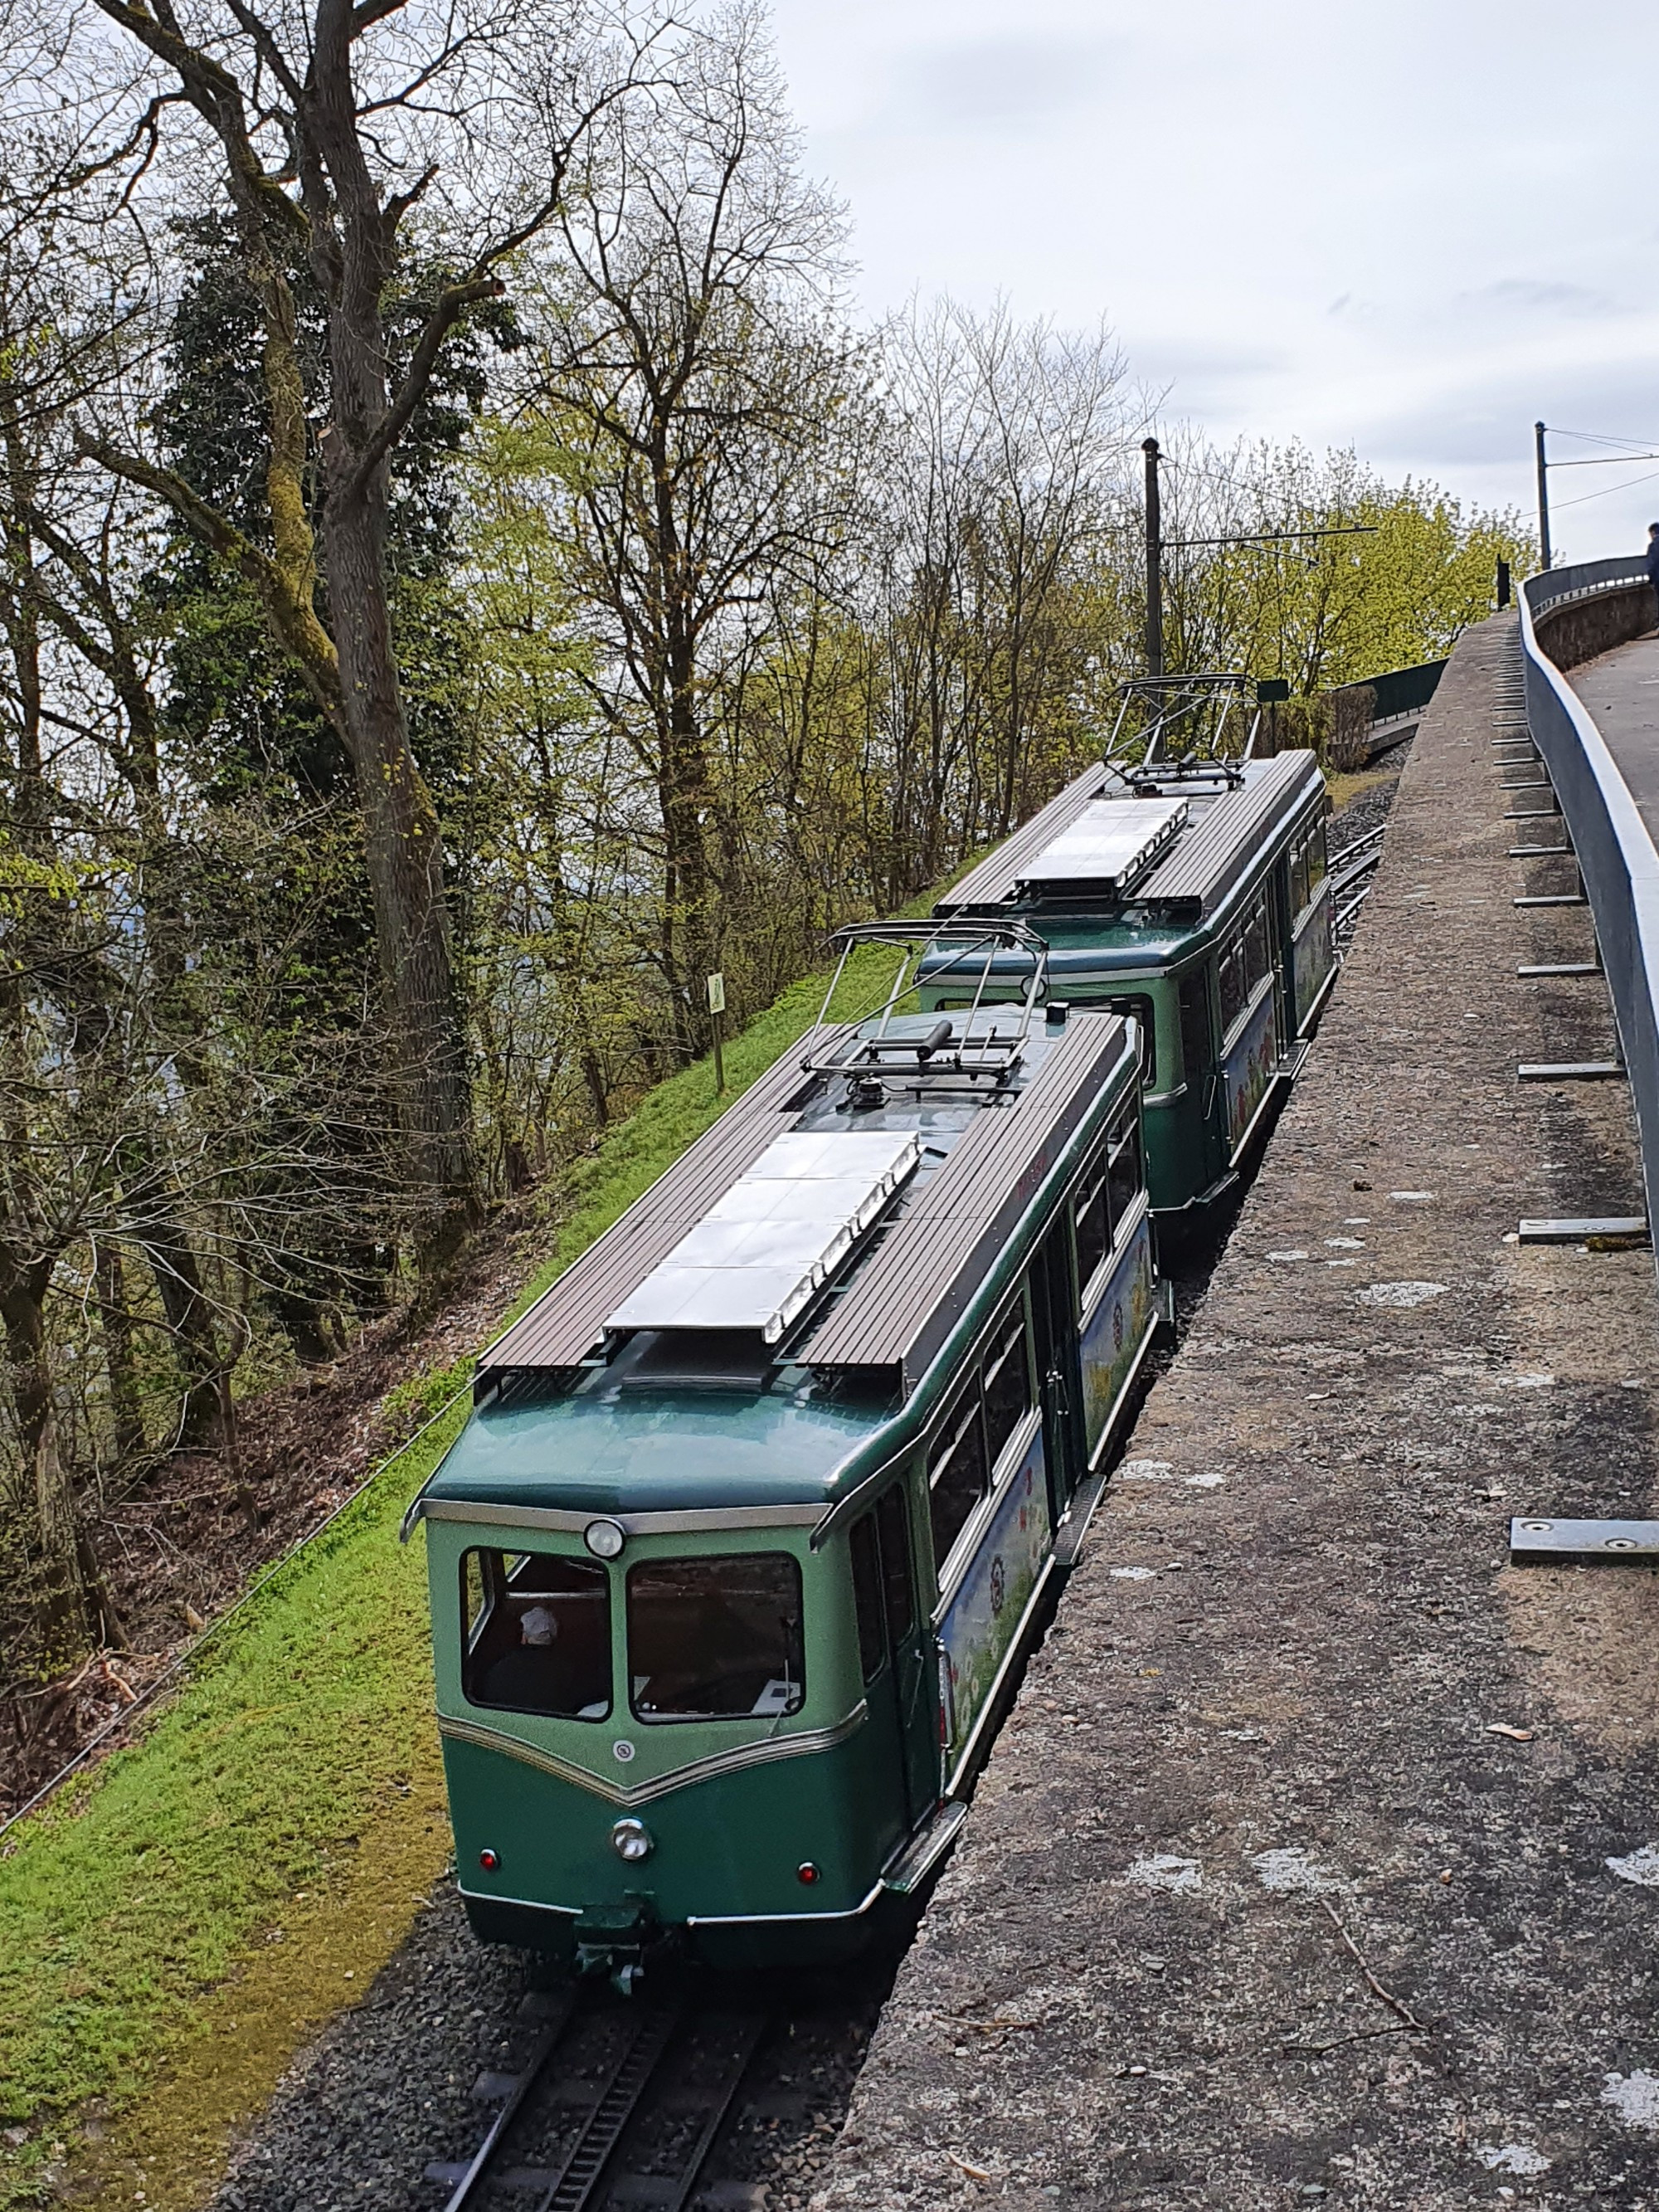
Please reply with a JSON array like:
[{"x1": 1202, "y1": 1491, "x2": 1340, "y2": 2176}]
[{"x1": 1511, "y1": 1517, "x2": 1659, "y2": 1566}]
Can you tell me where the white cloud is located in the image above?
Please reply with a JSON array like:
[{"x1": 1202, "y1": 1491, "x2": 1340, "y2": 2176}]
[{"x1": 769, "y1": 0, "x2": 1659, "y2": 556}]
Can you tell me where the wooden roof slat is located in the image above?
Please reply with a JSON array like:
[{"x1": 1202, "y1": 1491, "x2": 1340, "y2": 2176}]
[
  {"x1": 479, "y1": 1030, "x2": 842, "y2": 1374},
  {"x1": 800, "y1": 1015, "x2": 1129, "y2": 1380},
  {"x1": 1133, "y1": 751, "x2": 1317, "y2": 912},
  {"x1": 936, "y1": 751, "x2": 1322, "y2": 921}
]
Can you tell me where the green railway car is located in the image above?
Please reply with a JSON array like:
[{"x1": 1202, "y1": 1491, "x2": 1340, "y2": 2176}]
[
  {"x1": 406, "y1": 927, "x2": 1165, "y2": 1984},
  {"x1": 922, "y1": 748, "x2": 1333, "y2": 1227}
]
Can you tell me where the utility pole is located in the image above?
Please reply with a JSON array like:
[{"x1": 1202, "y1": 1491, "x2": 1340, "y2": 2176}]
[
  {"x1": 1142, "y1": 436, "x2": 1163, "y2": 678},
  {"x1": 1535, "y1": 421, "x2": 1552, "y2": 571}
]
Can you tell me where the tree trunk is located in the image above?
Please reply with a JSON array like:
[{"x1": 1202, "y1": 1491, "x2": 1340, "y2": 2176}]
[
  {"x1": 309, "y1": 3, "x2": 478, "y2": 1264},
  {"x1": 321, "y1": 484, "x2": 476, "y2": 1262},
  {"x1": 96, "y1": 1240, "x2": 147, "y2": 1464},
  {"x1": 0, "y1": 1256, "x2": 88, "y2": 1661},
  {"x1": 134, "y1": 1207, "x2": 228, "y2": 1453}
]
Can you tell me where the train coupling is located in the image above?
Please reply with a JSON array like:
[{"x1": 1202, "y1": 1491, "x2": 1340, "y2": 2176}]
[{"x1": 573, "y1": 1895, "x2": 660, "y2": 1995}]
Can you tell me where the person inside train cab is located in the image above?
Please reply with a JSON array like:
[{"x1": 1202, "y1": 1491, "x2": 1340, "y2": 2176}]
[
  {"x1": 1646, "y1": 522, "x2": 1659, "y2": 612},
  {"x1": 480, "y1": 1601, "x2": 560, "y2": 1708}
]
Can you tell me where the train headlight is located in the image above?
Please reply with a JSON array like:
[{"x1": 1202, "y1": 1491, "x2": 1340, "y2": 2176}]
[
  {"x1": 611, "y1": 1818, "x2": 654, "y2": 1863},
  {"x1": 585, "y1": 1518, "x2": 625, "y2": 1560}
]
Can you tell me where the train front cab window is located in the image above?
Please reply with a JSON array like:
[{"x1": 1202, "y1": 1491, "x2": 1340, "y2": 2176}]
[
  {"x1": 927, "y1": 1302, "x2": 1035, "y2": 1588},
  {"x1": 627, "y1": 1554, "x2": 805, "y2": 1721},
  {"x1": 460, "y1": 1547, "x2": 611, "y2": 1719}
]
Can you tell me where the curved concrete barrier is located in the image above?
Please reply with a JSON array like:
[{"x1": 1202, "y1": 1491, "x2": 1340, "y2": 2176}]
[{"x1": 1520, "y1": 558, "x2": 1659, "y2": 1246}]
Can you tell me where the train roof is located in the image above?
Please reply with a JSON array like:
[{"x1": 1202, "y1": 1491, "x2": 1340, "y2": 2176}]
[
  {"x1": 937, "y1": 748, "x2": 1323, "y2": 925},
  {"x1": 418, "y1": 1001, "x2": 1137, "y2": 1519}
]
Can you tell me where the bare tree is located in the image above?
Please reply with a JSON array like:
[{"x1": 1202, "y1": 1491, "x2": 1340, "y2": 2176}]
[
  {"x1": 32, "y1": 0, "x2": 668, "y2": 1260},
  {"x1": 868, "y1": 298, "x2": 1135, "y2": 885},
  {"x1": 525, "y1": 0, "x2": 857, "y2": 1052}
]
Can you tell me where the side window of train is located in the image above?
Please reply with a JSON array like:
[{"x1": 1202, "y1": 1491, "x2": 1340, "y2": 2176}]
[
  {"x1": 928, "y1": 1390, "x2": 990, "y2": 1579},
  {"x1": 981, "y1": 1306, "x2": 1034, "y2": 1467},
  {"x1": 464, "y1": 1550, "x2": 489, "y2": 1644},
  {"x1": 1217, "y1": 929, "x2": 1246, "y2": 1035},
  {"x1": 1289, "y1": 822, "x2": 1326, "y2": 917},
  {"x1": 1243, "y1": 896, "x2": 1271, "y2": 992},
  {"x1": 849, "y1": 1513, "x2": 887, "y2": 1683},
  {"x1": 1106, "y1": 1101, "x2": 1143, "y2": 1227},
  {"x1": 1073, "y1": 1146, "x2": 1112, "y2": 1308},
  {"x1": 1178, "y1": 967, "x2": 1212, "y2": 1086},
  {"x1": 876, "y1": 1486, "x2": 914, "y2": 1645},
  {"x1": 460, "y1": 1547, "x2": 613, "y2": 1721}
]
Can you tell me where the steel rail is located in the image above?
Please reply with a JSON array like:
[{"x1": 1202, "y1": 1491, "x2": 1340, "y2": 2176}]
[
  {"x1": 440, "y1": 1996, "x2": 580, "y2": 2212},
  {"x1": 1518, "y1": 558, "x2": 1659, "y2": 1260},
  {"x1": 433, "y1": 1994, "x2": 770, "y2": 2212}
]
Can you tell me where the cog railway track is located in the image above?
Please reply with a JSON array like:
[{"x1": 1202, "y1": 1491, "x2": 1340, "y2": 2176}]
[{"x1": 429, "y1": 1985, "x2": 778, "y2": 2212}]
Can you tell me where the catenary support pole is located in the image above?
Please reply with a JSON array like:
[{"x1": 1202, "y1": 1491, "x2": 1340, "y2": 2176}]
[
  {"x1": 1535, "y1": 421, "x2": 1552, "y2": 571},
  {"x1": 1143, "y1": 437, "x2": 1163, "y2": 678}
]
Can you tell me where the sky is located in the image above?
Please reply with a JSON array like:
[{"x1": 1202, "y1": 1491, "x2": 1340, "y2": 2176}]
[{"x1": 768, "y1": 0, "x2": 1659, "y2": 564}]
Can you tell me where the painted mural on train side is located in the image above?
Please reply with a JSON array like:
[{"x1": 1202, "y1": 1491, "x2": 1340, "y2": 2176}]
[
  {"x1": 1078, "y1": 1216, "x2": 1155, "y2": 1462},
  {"x1": 938, "y1": 1425, "x2": 1049, "y2": 1757},
  {"x1": 1224, "y1": 991, "x2": 1277, "y2": 1152}
]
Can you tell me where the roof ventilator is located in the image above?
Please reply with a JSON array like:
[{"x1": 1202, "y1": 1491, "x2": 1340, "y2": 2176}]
[
  {"x1": 1014, "y1": 796, "x2": 1188, "y2": 900},
  {"x1": 606, "y1": 1129, "x2": 923, "y2": 1343}
]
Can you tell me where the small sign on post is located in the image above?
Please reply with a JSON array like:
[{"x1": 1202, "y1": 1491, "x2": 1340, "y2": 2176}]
[{"x1": 707, "y1": 972, "x2": 727, "y2": 1094}]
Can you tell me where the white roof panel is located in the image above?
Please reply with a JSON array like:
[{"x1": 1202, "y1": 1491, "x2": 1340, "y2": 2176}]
[
  {"x1": 1019, "y1": 797, "x2": 1188, "y2": 894},
  {"x1": 606, "y1": 1128, "x2": 922, "y2": 1342}
]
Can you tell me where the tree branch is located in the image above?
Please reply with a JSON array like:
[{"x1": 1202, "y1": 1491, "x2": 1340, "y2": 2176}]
[
  {"x1": 73, "y1": 436, "x2": 343, "y2": 728},
  {"x1": 337, "y1": 275, "x2": 501, "y2": 503}
]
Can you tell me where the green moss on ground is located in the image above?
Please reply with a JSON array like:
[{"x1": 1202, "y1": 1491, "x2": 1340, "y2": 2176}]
[{"x1": 0, "y1": 921, "x2": 944, "y2": 2208}]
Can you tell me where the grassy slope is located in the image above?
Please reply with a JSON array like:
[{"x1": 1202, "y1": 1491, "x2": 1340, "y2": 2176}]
[{"x1": 0, "y1": 937, "x2": 916, "y2": 2207}]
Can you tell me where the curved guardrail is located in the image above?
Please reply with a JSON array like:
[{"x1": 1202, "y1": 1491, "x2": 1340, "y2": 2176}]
[{"x1": 1520, "y1": 558, "x2": 1659, "y2": 1244}]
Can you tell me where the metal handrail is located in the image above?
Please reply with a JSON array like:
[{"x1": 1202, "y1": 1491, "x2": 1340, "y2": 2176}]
[{"x1": 1519, "y1": 558, "x2": 1659, "y2": 1248}]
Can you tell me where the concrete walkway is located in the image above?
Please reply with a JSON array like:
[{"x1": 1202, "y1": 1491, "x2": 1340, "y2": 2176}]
[
  {"x1": 811, "y1": 616, "x2": 1659, "y2": 2210},
  {"x1": 1569, "y1": 631, "x2": 1659, "y2": 849}
]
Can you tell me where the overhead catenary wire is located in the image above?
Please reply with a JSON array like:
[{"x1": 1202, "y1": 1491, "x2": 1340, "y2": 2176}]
[
  {"x1": 1552, "y1": 465, "x2": 1659, "y2": 513},
  {"x1": 1546, "y1": 427, "x2": 1659, "y2": 451}
]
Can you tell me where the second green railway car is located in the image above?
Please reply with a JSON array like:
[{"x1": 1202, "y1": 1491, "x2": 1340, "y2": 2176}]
[{"x1": 923, "y1": 748, "x2": 1332, "y2": 1224}]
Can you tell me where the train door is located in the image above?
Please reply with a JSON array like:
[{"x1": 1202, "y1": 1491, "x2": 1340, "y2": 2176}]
[
  {"x1": 1032, "y1": 1221, "x2": 1083, "y2": 1522},
  {"x1": 1177, "y1": 961, "x2": 1222, "y2": 1186},
  {"x1": 850, "y1": 1484, "x2": 935, "y2": 1828}
]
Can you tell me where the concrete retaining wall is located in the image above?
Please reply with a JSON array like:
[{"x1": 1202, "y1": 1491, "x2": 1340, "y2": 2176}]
[{"x1": 1533, "y1": 579, "x2": 1655, "y2": 670}]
